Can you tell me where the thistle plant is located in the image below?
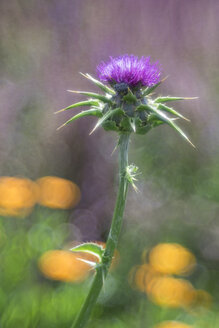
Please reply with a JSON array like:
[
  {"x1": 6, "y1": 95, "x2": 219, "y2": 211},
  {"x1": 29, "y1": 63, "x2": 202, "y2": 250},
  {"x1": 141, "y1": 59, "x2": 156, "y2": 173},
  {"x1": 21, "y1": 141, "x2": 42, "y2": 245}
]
[{"x1": 56, "y1": 55, "x2": 196, "y2": 328}]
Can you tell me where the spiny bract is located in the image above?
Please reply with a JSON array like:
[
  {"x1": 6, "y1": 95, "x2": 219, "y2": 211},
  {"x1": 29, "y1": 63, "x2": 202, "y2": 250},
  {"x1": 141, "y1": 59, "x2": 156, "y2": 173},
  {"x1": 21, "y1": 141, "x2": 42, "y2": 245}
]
[{"x1": 56, "y1": 55, "x2": 196, "y2": 147}]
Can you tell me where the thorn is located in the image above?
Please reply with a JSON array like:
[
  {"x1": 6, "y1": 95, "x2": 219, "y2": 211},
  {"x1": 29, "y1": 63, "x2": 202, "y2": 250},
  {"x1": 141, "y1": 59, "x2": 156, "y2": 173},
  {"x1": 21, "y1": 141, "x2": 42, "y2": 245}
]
[
  {"x1": 161, "y1": 75, "x2": 169, "y2": 83},
  {"x1": 76, "y1": 257, "x2": 96, "y2": 267},
  {"x1": 186, "y1": 138, "x2": 196, "y2": 148},
  {"x1": 111, "y1": 143, "x2": 118, "y2": 156},
  {"x1": 89, "y1": 128, "x2": 95, "y2": 135},
  {"x1": 173, "y1": 116, "x2": 190, "y2": 122},
  {"x1": 190, "y1": 141, "x2": 196, "y2": 149},
  {"x1": 128, "y1": 87, "x2": 134, "y2": 95},
  {"x1": 111, "y1": 137, "x2": 120, "y2": 156},
  {"x1": 54, "y1": 108, "x2": 65, "y2": 114},
  {"x1": 79, "y1": 72, "x2": 87, "y2": 78},
  {"x1": 182, "y1": 116, "x2": 190, "y2": 122},
  {"x1": 132, "y1": 183, "x2": 139, "y2": 193},
  {"x1": 184, "y1": 97, "x2": 199, "y2": 100},
  {"x1": 67, "y1": 90, "x2": 79, "y2": 93},
  {"x1": 89, "y1": 123, "x2": 99, "y2": 135},
  {"x1": 56, "y1": 123, "x2": 66, "y2": 130}
]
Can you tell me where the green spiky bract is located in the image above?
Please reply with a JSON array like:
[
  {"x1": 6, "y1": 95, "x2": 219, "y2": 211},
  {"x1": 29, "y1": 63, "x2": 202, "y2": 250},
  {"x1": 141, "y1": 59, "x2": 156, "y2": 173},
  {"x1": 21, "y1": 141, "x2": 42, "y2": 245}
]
[{"x1": 56, "y1": 73, "x2": 196, "y2": 147}]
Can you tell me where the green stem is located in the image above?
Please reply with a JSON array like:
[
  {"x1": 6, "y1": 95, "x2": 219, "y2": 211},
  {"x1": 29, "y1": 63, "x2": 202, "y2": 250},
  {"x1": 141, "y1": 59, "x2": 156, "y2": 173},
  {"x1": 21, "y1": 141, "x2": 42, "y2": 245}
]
[{"x1": 72, "y1": 133, "x2": 130, "y2": 328}]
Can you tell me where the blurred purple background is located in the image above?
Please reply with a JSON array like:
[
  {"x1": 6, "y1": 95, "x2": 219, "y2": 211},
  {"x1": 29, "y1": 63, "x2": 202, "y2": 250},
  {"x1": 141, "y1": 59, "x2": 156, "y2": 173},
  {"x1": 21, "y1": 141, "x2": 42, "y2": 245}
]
[{"x1": 0, "y1": 0, "x2": 219, "y2": 244}]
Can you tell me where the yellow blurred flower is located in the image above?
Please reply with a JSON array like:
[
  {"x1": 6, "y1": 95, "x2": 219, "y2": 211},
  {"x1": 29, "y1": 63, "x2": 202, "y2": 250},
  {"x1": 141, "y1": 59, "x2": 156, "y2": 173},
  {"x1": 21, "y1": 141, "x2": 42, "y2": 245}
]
[
  {"x1": 147, "y1": 276, "x2": 196, "y2": 308},
  {"x1": 38, "y1": 250, "x2": 92, "y2": 282},
  {"x1": 128, "y1": 264, "x2": 162, "y2": 292},
  {"x1": 149, "y1": 243, "x2": 196, "y2": 275},
  {"x1": 133, "y1": 264, "x2": 147, "y2": 292},
  {"x1": 155, "y1": 321, "x2": 193, "y2": 328},
  {"x1": 36, "y1": 176, "x2": 81, "y2": 209},
  {"x1": 0, "y1": 177, "x2": 38, "y2": 217}
]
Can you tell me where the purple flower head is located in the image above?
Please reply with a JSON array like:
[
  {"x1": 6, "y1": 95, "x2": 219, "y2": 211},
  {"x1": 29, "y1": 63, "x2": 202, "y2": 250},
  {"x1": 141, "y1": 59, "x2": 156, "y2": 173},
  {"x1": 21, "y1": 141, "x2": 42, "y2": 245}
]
[{"x1": 97, "y1": 55, "x2": 161, "y2": 88}]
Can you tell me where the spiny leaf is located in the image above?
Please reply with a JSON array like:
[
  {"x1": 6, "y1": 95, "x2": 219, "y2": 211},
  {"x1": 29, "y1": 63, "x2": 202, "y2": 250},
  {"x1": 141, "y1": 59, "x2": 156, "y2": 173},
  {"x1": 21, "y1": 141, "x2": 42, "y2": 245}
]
[
  {"x1": 55, "y1": 100, "x2": 99, "y2": 114},
  {"x1": 157, "y1": 103, "x2": 190, "y2": 121},
  {"x1": 70, "y1": 242, "x2": 104, "y2": 262},
  {"x1": 89, "y1": 108, "x2": 120, "y2": 135},
  {"x1": 148, "y1": 105, "x2": 195, "y2": 147},
  {"x1": 80, "y1": 73, "x2": 115, "y2": 95},
  {"x1": 142, "y1": 76, "x2": 168, "y2": 97},
  {"x1": 57, "y1": 108, "x2": 102, "y2": 130},
  {"x1": 155, "y1": 96, "x2": 198, "y2": 103},
  {"x1": 67, "y1": 90, "x2": 113, "y2": 104}
]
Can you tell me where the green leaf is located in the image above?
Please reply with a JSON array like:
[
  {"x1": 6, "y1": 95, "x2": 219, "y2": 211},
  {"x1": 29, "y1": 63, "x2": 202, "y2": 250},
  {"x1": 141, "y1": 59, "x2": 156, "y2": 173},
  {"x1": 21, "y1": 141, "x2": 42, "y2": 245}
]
[
  {"x1": 148, "y1": 105, "x2": 195, "y2": 147},
  {"x1": 70, "y1": 242, "x2": 104, "y2": 262},
  {"x1": 57, "y1": 108, "x2": 102, "y2": 130},
  {"x1": 80, "y1": 73, "x2": 115, "y2": 95},
  {"x1": 157, "y1": 103, "x2": 190, "y2": 121},
  {"x1": 67, "y1": 90, "x2": 113, "y2": 104},
  {"x1": 55, "y1": 100, "x2": 99, "y2": 114},
  {"x1": 89, "y1": 108, "x2": 120, "y2": 135},
  {"x1": 155, "y1": 96, "x2": 198, "y2": 103}
]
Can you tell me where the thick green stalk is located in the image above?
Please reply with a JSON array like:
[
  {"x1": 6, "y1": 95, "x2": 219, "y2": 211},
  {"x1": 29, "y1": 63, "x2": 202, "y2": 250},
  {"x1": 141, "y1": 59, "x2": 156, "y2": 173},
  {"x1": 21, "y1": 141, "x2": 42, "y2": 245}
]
[{"x1": 72, "y1": 133, "x2": 130, "y2": 328}]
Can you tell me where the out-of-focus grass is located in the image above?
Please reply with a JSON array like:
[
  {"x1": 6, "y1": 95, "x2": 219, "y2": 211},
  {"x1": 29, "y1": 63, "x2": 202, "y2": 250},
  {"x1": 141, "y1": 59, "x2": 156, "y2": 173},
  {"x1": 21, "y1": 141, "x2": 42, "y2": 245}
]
[
  {"x1": 0, "y1": 207, "x2": 87, "y2": 328},
  {"x1": 0, "y1": 202, "x2": 218, "y2": 327}
]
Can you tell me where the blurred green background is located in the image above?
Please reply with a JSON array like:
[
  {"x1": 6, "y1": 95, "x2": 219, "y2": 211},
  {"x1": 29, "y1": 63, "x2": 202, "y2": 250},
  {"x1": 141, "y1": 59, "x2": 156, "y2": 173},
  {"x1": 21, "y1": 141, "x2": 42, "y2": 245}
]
[{"x1": 0, "y1": 1, "x2": 219, "y2": 327}]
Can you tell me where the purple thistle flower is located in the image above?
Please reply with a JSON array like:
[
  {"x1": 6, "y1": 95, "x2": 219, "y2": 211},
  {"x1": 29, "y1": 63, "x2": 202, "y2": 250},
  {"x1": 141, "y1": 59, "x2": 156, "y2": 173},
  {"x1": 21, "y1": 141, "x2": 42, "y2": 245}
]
[{"x1": 97, "y1": 54, "x2": 161, "y2": 88}]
